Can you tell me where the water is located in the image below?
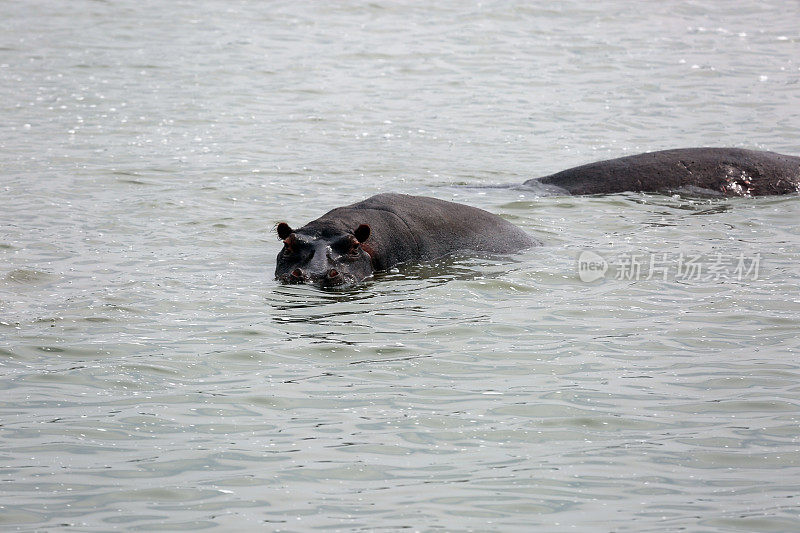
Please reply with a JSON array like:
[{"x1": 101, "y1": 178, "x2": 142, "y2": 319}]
[{"x1": 1, "y1": 1, "x2": 799, "y2": 531}]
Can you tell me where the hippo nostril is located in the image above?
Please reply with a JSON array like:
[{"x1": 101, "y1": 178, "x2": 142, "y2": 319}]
[
  {"x1": 327, "y1": 269, "x2": 339, "y2": 278},
  {"x1": 291, "y1": 268, "x2": 303, "y2": 278}
]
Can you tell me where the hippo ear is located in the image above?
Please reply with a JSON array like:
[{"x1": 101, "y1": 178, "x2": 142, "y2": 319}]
[
  {"x1": 354, "y1": 224, "x2": 371, "y2": 243},
  {"x1": 276, "y1": 222, "x2": 293, "y2": 240}
]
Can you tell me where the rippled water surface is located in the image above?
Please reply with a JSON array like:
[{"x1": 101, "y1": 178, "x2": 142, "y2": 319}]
[{"x1": 2, "y1": 1, "x2": 800, "y2": 531}]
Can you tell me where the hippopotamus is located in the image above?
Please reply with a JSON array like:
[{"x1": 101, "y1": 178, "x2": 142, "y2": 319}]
[
  {"x1": 275, "y1": 148, "x2": 798, "y2": 287},
  {"x1": 275, "y1": 193, "x2": 536, "y2": 286},
  {"x1": 522, "y1": 147, "x2": 800, "y2": 196}
]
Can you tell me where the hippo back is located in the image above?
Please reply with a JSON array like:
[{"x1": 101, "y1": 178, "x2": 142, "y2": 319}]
[
  {"x1": 302, "y1": 193, "x2": 536, "y2": 271},
  {"x1": 526, "y1": 148, "x2": 800, "y2": 196}
]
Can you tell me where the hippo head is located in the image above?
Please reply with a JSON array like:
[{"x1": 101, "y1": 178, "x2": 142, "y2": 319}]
[{"x1": 274, "y1": 222, "x2": 374, "y2": 287}]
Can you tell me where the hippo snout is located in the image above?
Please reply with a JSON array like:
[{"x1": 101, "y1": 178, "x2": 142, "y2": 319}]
[
  {"x1": 283, "y1": 267, "x2": 345, "y2": 287},
  {"x1": 317, "y1": 268, "x2": 345, "y2": 286},
  {"x1": 311, "y1": 268, "x2": 344, "y2": 287}
]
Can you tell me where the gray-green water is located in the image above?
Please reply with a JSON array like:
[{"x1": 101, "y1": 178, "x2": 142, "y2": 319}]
[{"x1": 2, "y1": 1, "x2": 799, "y2": 531}]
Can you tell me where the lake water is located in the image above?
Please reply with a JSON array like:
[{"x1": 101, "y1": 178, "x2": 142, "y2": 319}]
[{"x1": 1, "y1": 1, "x2": 799, "y2": 531}]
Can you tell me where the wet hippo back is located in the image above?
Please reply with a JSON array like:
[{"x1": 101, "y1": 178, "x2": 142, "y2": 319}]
[
  {"x1": 524, "y1": 148, "x2": 800, "y2": 196},
  {"x1": 322, "y1": 193, "x2": 536, "y2": 269}
]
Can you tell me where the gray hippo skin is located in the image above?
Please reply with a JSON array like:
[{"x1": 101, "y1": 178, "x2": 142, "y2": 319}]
[
  {"x1": 523, "y1": 148, "x2": 800, "y2": 196},
  {"x1": 275, "y1": 193, "x2": 536, "y2": 286}
]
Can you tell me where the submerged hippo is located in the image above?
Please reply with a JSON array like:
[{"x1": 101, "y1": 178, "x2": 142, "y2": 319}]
[
  {"x1": 276, "y1": 148, "x2": 799, "y2": 287},
  {"x1": 275, "y1": 193, "x2": 536, "y2": 286},
  {"x1": 522, "y1": 147, "x2": 800, "y2": 196}
]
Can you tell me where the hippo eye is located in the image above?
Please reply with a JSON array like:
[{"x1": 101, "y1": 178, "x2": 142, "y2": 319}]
[{"x1": 347, "y1": 242, "x2": 360, "y2": 256}]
